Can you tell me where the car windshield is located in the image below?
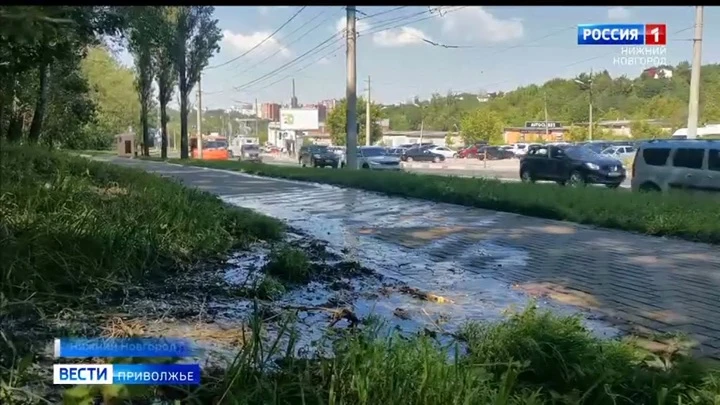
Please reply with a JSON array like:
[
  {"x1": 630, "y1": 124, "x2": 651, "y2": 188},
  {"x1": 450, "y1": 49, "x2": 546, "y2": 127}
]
[
  {"x1": 243, "y1": 145, "x2": 259, "y2": 151},
  {"x1": 310, "y1": 145, "x2": 329, "y2": 153},
  {"x1": 565, "y1": 146, "x2": 600, "y2": 160},
  {"x1": 362, "y1": 147, "x2": 386, "y2": 157},
  {"x1": 204, "y1": 140, "x2": 227, "y2": 149}
]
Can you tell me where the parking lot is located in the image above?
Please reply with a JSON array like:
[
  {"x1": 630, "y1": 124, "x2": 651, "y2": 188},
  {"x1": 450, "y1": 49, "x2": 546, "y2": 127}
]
[{"x1": 261, "y1": 154, "x2": 633, "y2": 188}]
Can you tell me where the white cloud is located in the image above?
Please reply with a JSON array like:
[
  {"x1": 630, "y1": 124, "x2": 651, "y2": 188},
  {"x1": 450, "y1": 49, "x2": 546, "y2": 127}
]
[
  {"x1": 257, "y1": 6, "x2": 289, "y2": 15},
  {"x1": 334, "y1": 17, "x2": 371, "y2": 36},
  {"x1": 373, "y1": 27, "x2": 430, "y2": 48},
  {"x1": 221, "y1": 30, "x2": 290, "y2": 57},
  {"x1": 607, "y1": 6, "x2": 631, "y2": 21},
  {"x1": 439, "y1": 6, "x2": 523, "y2": 43}
]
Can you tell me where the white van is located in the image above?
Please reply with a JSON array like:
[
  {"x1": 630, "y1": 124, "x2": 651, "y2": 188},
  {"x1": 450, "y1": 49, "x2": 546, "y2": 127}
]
[{"x1": 631, "y1": 140, "x2": 720, "y2": 195}]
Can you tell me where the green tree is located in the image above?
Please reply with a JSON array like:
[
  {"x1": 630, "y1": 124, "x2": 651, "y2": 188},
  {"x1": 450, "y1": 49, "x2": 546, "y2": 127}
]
[
  {"x1": 460, "y1": 109, "x2": 503, "y2": 145},
  {"x1": 326, "y1": 97, "x2": 384, "y2": 146},
  {"x1": 152, "y1": 7, "x2": 178, "y2": 159},
  {"x1": 81, "y1": 47, "x2": 140, "y2": 147},
  {"x1": 630, "y1": 120, "x2": 666, "y2": 140},
  {"x1": 565, "y1": 125, "x2": 588, "y2": 142},
  {"x1": 169, "y1": 6, "x2": 221, "y2": 159},
  {"x1": 126, "y1": 6, "x2": 156, "y2": 156}
]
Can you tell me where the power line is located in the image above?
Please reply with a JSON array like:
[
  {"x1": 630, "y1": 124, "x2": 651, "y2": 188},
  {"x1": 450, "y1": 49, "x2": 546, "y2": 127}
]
[
  {"x1": 232, "y1": 30, "x2": 344, "y2": 92},
  {"x1": 228, "y1": 7, "x2": 342, "y2": 80},
  {"x1": 206, "y1": 6, "x2": 307, "y2": 70},
  {"x1": 358, "y1": 6, "x2": 407, "y2": 20},
  {"x1": 249, "y1": 42, "x2": 346, "y2": 94},
  {"x1": 233, "y1": 7, "x2": 463, "y2": 94}
]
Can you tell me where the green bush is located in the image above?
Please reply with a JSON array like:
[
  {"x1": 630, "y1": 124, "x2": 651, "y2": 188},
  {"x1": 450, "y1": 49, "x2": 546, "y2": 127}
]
[{"x1": 159, "y1": 159, "x2": 720, "y2": 245}]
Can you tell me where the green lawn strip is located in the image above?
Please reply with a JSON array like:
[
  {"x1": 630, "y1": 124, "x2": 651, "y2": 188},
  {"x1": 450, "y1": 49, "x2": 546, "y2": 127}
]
[
  {"x1": 150, "y1": 158, "x2": 720, "y2": 245},
  {"x1": 1, "y1": 146, "x2": 284, "y2": 306}
]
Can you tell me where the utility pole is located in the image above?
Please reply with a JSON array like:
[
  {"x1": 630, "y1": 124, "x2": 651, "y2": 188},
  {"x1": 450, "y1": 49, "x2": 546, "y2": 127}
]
[
  {"x1": 687, "y1": 6, "x2": 704, "y2": 139},
  {"x1": 589, "y1": 69, "x2": 594, "y2": 141},
  {"x1": 255, "y1": 98, "x2": 259, "y2": 142},
  {"x1": 365, "y1": 75, "x2": 371, "y2": 146},
  {"x1": 345, "y1": 6, "x2": 358, "y2": 170},
  {"x1": 196, "y1": 76, "x2": 203, "y2": 159},
  {"x1": 543, "y1": 92, "x2": 550, "y2": 141}
]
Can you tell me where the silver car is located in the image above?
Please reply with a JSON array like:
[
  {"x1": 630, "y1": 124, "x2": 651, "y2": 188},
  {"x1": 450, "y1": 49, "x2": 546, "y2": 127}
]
[{"x1": 357, "y1": 146, "x2": 401, "y2": 170}]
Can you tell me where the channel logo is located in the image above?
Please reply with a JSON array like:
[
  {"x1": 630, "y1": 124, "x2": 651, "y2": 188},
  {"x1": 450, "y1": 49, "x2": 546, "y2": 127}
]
[{"x1": 577, "y1": 24, "x2": 666, "y2": 46}]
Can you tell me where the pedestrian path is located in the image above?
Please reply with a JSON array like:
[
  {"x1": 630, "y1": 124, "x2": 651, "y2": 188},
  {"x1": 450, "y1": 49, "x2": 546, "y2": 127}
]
[{"x1": 111, "y1": 158, "x2": 720, "y2": 358}]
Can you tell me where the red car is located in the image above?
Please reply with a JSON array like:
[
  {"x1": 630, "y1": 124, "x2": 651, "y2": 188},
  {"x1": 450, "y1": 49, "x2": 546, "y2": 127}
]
[{"x1": 457, "y1": 143, "x2": 489, "y2": 158}]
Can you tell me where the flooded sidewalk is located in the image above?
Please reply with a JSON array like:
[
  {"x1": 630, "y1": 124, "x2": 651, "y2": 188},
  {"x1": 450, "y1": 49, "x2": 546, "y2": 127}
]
[{"x1": 110, "y1": 159, "x2": 720, "y2": 359}]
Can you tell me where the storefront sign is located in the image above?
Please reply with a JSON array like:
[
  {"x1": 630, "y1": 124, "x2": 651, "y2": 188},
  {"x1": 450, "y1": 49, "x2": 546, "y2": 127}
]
[{"x1": 525, "y1": 121, "x2": 562, "y2": 129}]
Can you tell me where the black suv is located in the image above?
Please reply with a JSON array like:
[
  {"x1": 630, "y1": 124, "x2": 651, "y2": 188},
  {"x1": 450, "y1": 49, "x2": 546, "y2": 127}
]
[
  {"x1": 519, "y1": 145, "x2": 626, "y2": 188},
  {"x1": 299, "y1": 144, "x2": 339, "y2": 168}
]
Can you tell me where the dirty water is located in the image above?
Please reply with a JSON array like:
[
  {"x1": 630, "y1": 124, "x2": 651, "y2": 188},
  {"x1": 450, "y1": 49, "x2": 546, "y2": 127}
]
[{"x1": 213, "y1": 186, "x2": 620, "y2": 346}]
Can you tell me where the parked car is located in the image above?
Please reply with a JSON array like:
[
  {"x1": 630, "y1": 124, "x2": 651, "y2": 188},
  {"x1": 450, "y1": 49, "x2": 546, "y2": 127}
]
[
  {"x1": 401, "y1": 147, "x2": 445, "y2": 163},
  {"x1": 425, "y1": 145, "x2": 457, "y2": 158},
  {"x1": 476, "y1": 146, "x2": 515, "y2": 160},
  {"x1": 631, "y1": 140, "x2": 720, "y2": 195},
  {"x1": 520, "y1": 144, "x2": 626, "y2": 188},
  {"x1": 299, "y1": 144, "x2": 339, "y2": 168},
  {"x1": 356, "y1": 146, "x2": 402, "y2": 170},
  {"x1": 457, "y1": 142, "x2": 489, "y2": 158},
  {"x1": 512, "y1": 143, "x2": 530, "y2": 156},
  {"x1": 601, "y1": 145, "x2": 636, "y2": 161}
]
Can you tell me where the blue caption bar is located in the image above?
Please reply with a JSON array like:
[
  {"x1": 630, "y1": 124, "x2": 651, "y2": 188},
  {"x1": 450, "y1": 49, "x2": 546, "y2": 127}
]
[
  {"x1": 54, "y1": 338, "x2": 194, "y2": 358},
  {"x1": 113, "y1": 364, "x2": 201, "y2": 385},
  {"x1": 577, "y1": 24, "x2": 645, "y2": 45},
  {"x1": 53, "y1": 363, "x2": 201, "y2": 385}
]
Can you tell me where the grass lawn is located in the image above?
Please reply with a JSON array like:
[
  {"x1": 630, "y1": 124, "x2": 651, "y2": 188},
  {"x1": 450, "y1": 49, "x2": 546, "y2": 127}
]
[{"x1": 151, "y1": 158, "x2": 720, "y2": 245}]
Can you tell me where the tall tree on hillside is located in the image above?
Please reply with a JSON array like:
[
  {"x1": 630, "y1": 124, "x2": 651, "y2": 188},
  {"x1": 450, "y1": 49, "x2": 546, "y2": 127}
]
[
  {"x1": 169, "y1": 6, "x2": 221, "y2": 159},
  {"x1": 152, "y1": 7, "x2": 178, "y2": 159},
  {"x1": 126, "y1": 7, "x2": 156, "y2": 156}
]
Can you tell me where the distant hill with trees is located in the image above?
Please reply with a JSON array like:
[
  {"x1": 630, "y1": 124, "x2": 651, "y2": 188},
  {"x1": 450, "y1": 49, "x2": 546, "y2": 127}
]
[{"x1": 381, "y1": 62, "x2": 720, "y2": 143}]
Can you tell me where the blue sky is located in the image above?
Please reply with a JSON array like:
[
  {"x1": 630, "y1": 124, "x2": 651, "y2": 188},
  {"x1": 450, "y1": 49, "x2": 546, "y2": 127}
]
[{"x1": 117, "y1": 6, "x2": 719, "y2": 109}]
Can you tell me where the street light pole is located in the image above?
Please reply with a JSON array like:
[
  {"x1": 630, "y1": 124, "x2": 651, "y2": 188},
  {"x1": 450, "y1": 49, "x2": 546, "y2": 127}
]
[{"x1": 687, "y1": 6, "x2": 704, "y2": 139}]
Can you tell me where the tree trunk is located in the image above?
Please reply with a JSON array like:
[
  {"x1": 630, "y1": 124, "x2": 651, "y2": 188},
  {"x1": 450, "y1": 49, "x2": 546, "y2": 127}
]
[
  {"x1": 180, "y1": 86, "x2": 188, "y2": 159},
  {"x1": 28, "y1": 61, "x2": 50, "y2": 143},
  {"x1": 159, "y1": 85, "x2": 168, "y2": 159},
  {"x1": 160, "y1": 103, "x2": 168, "y2": 159},
  {"x1": 141, "y1": 101, "x2": 149, "y2": 156}
]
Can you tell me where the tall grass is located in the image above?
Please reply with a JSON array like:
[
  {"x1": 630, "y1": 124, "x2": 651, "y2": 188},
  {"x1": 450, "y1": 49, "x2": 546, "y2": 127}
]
[
  {"x1": 0, "y1": 145, "x2": 284, "y2": 306},
  {"x1": 163, "y1": 159, "x2": 720, "y2": 245},
  {"x1": 181, "y1": 306, "x2": 719, "y2": 405}
]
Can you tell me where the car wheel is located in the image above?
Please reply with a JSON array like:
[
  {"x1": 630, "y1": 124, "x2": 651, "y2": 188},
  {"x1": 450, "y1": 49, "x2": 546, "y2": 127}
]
[
  {"x1": 433, "y1": 156, "x2": 440, "y2": 163},
  {"x1": 301, "y1": 160, "x2": 306, "y2": 168},
  {"x1": 452, "y1": 153, "x2": 458, "y2": 158},
  {"x1": 406, "y1": 157, "x2": 413, "y2": 162},
  {"x1": 568, "y1": 171, "x2": 586, "y2": 187},
  {"x1": 362, "y1": 163, "x2": 370, "y2": 169},
  {"x1": 520, "y1": 169, "x2": 535, "y2": 183}
]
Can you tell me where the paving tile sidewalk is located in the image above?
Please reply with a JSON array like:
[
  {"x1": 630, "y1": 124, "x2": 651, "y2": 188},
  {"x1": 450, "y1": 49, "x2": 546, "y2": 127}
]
[{"x1": 110, "y1": 158, "x2": 720, "y2": 358}]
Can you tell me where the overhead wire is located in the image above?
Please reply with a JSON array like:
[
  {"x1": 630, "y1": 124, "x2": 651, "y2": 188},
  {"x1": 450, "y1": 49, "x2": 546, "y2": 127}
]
[
  {"x1": 206, "y1": 6, "x2": 307, "y2": 70},
  {"x1": 233, "y1": 6, "x2": 460, "y2": 93},
  {"x1": 229, "y1": 7, "x2": 343, "y2": 80}
]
